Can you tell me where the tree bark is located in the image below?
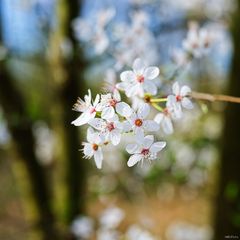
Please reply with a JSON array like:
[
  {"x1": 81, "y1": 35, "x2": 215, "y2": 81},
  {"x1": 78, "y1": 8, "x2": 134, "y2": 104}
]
[
  {"x1": 0, "y1": 64, "x2": 59, "y2": 240},
  {"x1": 49, "y1": 0, "x2": 88, "y2": 223},
  {"x1": 214, "y1": 1, "x2": 240, "y2": 238}
]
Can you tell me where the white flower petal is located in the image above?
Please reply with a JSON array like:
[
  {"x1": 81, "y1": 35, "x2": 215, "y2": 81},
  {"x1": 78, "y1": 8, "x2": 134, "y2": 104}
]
[
  {"x1": 122, "y1": 121, "x2": 132, "y2": 132},
  {"x1": 120, "y1": 71, "x2": 135, "y2": 82},
  {"x1": 110, "y1": 130, "x2": 121, "y2": 146},
  {"x1": 135, "y1": 130, "x2": 145, "y2": 145},
  {"x1": 127, "y1": 154, "x2": 142, "y2": 167},
  {"x1": 144, "y1": 120, "x2": 160, "y2": 132},
  {"x1": 137, "y1": 103, "x2": 150, "y2": 119},
  {"x1": 113, "y1": 89, "x2": 121, "y2": 101},
  {"x1": 126, "y1": 84, "x2": 141, "y2": 97},
  {"x1": 94, "y1": 148, "x2": 103, "y2": 169},
  {"x1": 133, "y1": 58, "x2": 145, "y2": 75},
  {"x1": 83, "y1": 143, "x2": 94, "y2": 157},
  {"x1": 116, "y1": 82, "x2": 129, "y2": 91},
  {"x1": 88, "y1": 118, "x2": 105, "y2": 130},
  {"x1": 143, "y1": 81, "x2": 157, "y2": 95},
  {"x1": 182, "y1": 97, "x2": 194, "y2": 109},
  {"x1": 167, "y1": 95, "x2": 177, "y2": 109},
  {"x1": 154, "y1": 113, "x2": 164, "y2": 124},
  {"x1": 71, "y1": 112, "x2": 92, "y2": 126},
  {"x1": 162, "y1": 117, "x2": 173, "y2": 135},
  {"x1": 143, "y1": 135, "x2": 154, "y2": 148},
  {"x1": 134, "y1": 128, "x2": 145, "y2": 144},
  {"x1": 172, "y1": 82, "x2": 180, "y2": 95},
  {"x1": 101, "y1": 106, "x2": 115, "y2": 119},
  {"x1": 116, "y1": 102, "x2": 132, "y2": 117},
  {"x1": 144, "y1": 67, "x2": 159, "y2": 80},
  {"x1": 86, "y1": 89, "x2": 92, "y2": 102},
  {"x1": 181, "y1": 86, "x2": 191, "y2": 96},
  {"x1": 172, "y1": 102, "x2": 182, "y2": 119},
  {"x1": 87, "y1": 127, "x2": 95, "y2": 143},
  {"x1": 126, "y1": 143, "x2": 139, "y2": 154},
  {"x1": 150, "y1": 141, "x2": 166, "y2": 153},
  {"x1": 94, "y1": 32, "x2": 109, "y2": 54},
  {"x1": 94, "y1": 94, "x2": 100, "y2": 106}
]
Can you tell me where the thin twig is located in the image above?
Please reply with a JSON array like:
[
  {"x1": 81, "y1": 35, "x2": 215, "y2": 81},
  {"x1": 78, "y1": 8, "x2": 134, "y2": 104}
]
[{"x1": 190, "y1": 91, "x2": 240, "y2": 104}]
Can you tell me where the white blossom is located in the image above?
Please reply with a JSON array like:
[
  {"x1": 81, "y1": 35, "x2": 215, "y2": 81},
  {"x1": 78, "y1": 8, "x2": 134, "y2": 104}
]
[
  {"x1": 154, "y1": 97, "x2": 179, "y2": 135},
  {"x1": 99, "y1": 91, "x2": 132, "y2": 119},
  {"x1": 71, "y1": 89, "x2": 100, "y2": 126},
  {"x1": 72, "y1": 8, "x2": 115, "y2": 55},
  {"x1": 89, "y1": 114, "x2": 123, "y2": 146},
  {"x1": 126, "y1": 132, "x2": 166, "y2": 167},
  {"x1": 117, "y1": 58, "x2": 159, "y2": 98},
  {"x1": 128, "y1": 103, "x2": 159, "y2": 135},
  {"x1": 183, "y1": 23, "x2": 212, "y2": 58},
  {"x1": 166, "y1": 82, "x2": 193, "y2": 119},
  {"x1": 82, "y1": 127, "x2": 104, "y2": 169}
]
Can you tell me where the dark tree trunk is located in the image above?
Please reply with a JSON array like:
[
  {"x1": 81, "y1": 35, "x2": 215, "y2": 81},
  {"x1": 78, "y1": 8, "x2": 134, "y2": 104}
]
[
  {"x1": 0, "y1": 66, "x2": 59, "y2": 240},
  {"x1": 58, "y1": 0, "x2": 88, "y2": 223},
  {"x1": 0, "y1": 5, "x2": 59, "y2": 239},
  {"x1": 214, "y1": 1, "x2": 240, "y2": 238}
]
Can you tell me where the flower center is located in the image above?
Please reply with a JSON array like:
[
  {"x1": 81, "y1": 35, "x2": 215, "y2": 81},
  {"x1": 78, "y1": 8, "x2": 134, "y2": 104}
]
[
  {"x1": 144, "y1": 95, "x2": 151, "y2": 103},
  {"x1": 136, "y1": 75, "x2": 144, "y2": 83},
  {"x1": 109, "y1": 99, "x2": 117, "y2": 107},
  {"x1": 107, "y1": 122, "x2": 115, "y2": 132},
  {"x1": 135, "y1": 118, "x2": 143, "y2": 127},
  {"x1": 141, "y1": 148, "x2": 149, "y2": 156},
  {"x1": 92, "y1": 143, "x2": 98, "y2": 151},
  {"x1": 192, "y1": 42, "x2": 199, "y2": 49},
  {"x1": 163, "y1": 108, "x2": 169, "y2": 116},
  {"x1": 90, "y1": 107, "x2": 96, "y2": 114},
  {"x1": 176, "y1": 95, "x2": 182, "y2": 102}
]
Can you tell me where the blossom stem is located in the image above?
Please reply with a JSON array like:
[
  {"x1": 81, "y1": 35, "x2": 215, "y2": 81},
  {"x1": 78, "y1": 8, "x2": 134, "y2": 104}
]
[
  {"x1": 190, "y1": 92, "x2": 240, "y2": 104},
  {"x1": 152, "y1": 103, "x2": 163, "y2": 112},
  {"x1": 150, "y1": 98, "x2": 167, "y2": 103}
]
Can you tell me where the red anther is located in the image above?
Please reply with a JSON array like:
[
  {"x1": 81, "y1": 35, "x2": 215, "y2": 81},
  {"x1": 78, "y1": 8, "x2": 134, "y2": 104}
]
[
  {"x1": 109, "y1": 99, "x2": 117, "y2": 107},
  {"x1": 141, "y1": 148, "x2": 149, "y2": 156},
  {"x1": 135, "y1": 119, "x2": 143, "y2": 127},
  {"x1": 90, "y1": 108, "x2": 96, "y2": 114},
  {"x1": 176, "y1": 95, "x2": 182, "y2": 102},
  {"x1": 107, "y1": 122, "x2": 115, "y2": 132},
  {"x1": 92, "y1": 144, "x2": 98, "y2": 151},
  {"x1": 137, "y1": 75, "x2": 145, "y2": 83}
]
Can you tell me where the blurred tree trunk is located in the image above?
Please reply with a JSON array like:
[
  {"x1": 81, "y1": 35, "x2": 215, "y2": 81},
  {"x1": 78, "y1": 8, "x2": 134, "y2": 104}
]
[
  {"x1": 0, "y1": 65, "x2": 59, "y2": 240},
  {"x1": 214, "y1": 1, "x2": 240, "y2": 238},
  {"x1": 49, "y1": 0, "x2": 87, "y2": 224},
  {"x1": 0, "y1": 10, "x2": 59, "y2": 240},
  {"x1": 61, "y1": 0, "x2": 88, "y2": 223}
]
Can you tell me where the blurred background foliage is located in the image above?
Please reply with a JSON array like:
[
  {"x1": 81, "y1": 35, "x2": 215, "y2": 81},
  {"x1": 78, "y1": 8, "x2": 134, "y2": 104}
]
[{"x1": 0, "y1": 0, "x2": 240, "y2": 239}]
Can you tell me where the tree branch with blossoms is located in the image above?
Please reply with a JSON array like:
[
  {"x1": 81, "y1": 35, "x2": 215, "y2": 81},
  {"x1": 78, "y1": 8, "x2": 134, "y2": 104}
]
[{"x1": 71, "y1": 17, "x2": 239, "y2": 169}]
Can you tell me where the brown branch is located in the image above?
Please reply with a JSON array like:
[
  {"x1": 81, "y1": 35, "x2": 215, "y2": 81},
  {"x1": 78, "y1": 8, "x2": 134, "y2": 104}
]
[{"x1": 190, "y1": 91, "x2": 240, "y2": 104}]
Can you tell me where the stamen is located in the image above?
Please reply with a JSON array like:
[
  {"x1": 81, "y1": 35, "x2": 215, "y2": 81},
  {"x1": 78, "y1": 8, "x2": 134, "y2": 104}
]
[
  {"x1": 176, "y1": 95, "x2": 182, "y2": 102},
  {"x1": 136, "y1": 75, "x2": 144, "y2": 83},
  {"x1": 141, "y1": 148, "x2": 150, "y2": 156},
  {"x1": 135, "y1": 119, "x2": 143, "y2": 127},
  {"x1": 92, "y1": 143, "x2": 98, "y2": 151},
  {"x1": 109, "y1": 99, "x2": 117, "y2": 107},
  {"x1": 90, "y1": 108, "x2": 96, "y2": 114},
  {"x1": 107, "y1": 122, "x2": 115, "y2": 132}
]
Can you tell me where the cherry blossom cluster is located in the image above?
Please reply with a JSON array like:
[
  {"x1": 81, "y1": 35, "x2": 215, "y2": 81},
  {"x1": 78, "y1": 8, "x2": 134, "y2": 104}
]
[
  {"x1": 71, "y1": 57, "x2": 196, "y2": 169},
  {"x1": 71, "y1": 10, "x2": 215, "y2": 169}
]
